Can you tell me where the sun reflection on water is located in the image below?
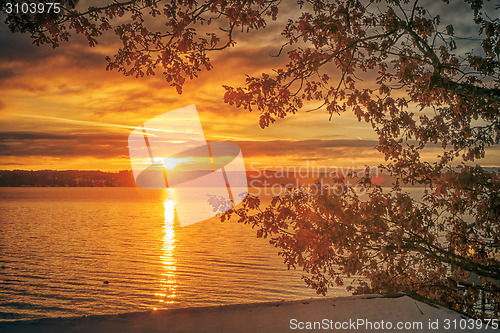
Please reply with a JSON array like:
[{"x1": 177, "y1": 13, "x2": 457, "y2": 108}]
[{"x1": 155, "y1": 189, "x2": 177, "y2": 304}]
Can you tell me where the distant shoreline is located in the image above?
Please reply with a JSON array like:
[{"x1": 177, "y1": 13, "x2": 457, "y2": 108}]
[
  {"x1": 2, "y1": 168, "x2": 498, "y2": 188},
  {"x1": 0, "y1": 169, "x2": 404, "y2": 187}
]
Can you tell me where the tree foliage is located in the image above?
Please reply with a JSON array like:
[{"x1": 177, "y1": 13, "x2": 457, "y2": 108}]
[
  {"x1": 2, "y1": 0, "x2": 278, "y2": 93},
  {"x1": 3, "y1": 0, "x2": 499, "y2": 317},
  {"x1": 221, "y1": 0, "x2": 500, "y2": 317}
]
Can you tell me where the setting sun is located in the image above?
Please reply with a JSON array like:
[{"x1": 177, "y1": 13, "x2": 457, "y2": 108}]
[{"x1": 156, "y1": 157, "x2": 194, "y2": 170}]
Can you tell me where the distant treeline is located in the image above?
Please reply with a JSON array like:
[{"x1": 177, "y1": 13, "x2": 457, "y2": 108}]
[
  {"x1": 0, "y1": 169, "x2": 396, "y2": 187},
  {"x1": 0, "y1": 170, "x2": 136, "y2": 187},
  {"x1": 2, "y1": 168, "x2": 496, "y2": 187}
]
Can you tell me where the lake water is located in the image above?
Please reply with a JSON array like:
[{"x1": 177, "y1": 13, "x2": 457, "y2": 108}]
[{"x1": 0, "y1": 187, "x2": 349, "y2": 321}]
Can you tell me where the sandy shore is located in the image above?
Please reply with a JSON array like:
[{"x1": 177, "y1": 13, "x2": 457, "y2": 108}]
[{"x1": 0, "y1": 294, "x2": 496, "y2": 332}]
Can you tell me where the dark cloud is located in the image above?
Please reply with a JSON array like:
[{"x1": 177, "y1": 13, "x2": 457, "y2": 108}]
[
  {"x1": 0, "y1": 68, "x2": 15, "y2": 80},
  {"x1": 0, "y1": 131, "x2": 72, "y2": 141},
  {"x1": 0, "y1": 131, "x2": 128, "y2": 158},
  {"x1": 0, "y1": 24, "x2": 108, "y2": 72},
  {"x1": 0, "y1": 26, "x2": 53, "y2": 61},
  {"x1": 59, "y1": 42, "x2": 108, "y2": 67},
  {"x1": 232, "y1": 139, "x2": 379, "y2": 157},
  {"x1": 0, "y1": 162, "x2": 24, "y2": 165},
  {"x1": 0, "y1": 134, "x2": 378, "y2": 159},
  {"x1": 215, "y1": 44, "x2": 289, "y2": 68}
]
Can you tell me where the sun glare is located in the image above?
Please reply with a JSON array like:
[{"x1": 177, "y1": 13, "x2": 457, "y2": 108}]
[{"x1": 157, "y1": 157, "x2": 193, "y2": 170}]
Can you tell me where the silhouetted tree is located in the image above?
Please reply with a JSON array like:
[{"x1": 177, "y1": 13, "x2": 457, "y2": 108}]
[{"x1": 3, "y1": 0, "x2": 498, "y2": 317}]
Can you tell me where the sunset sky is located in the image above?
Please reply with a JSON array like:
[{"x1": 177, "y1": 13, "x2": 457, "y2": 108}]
[{"x1": 0, "y1": 2, "x2": 498, "y2": 171}]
